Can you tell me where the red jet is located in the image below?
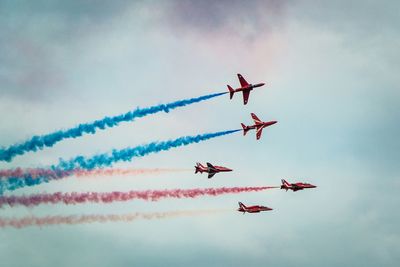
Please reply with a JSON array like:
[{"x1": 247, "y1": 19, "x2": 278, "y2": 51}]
[
  {"x1": 241, "y1": 113, "x2": 277, "y2": 140},
  {"x1": 281, "y1": 179, "x2": 317, "y2": 192},
  {"x1": 237, "y1": 202, "x2": 273, "y2": 214},
  {"x1": 194, "y1": 162, "x2": 233, "y2": 179},
  {"x1": 227, "y1": 73, "x2": 265, "y2": 105}
]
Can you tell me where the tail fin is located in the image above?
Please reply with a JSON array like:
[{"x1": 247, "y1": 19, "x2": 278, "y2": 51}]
[
  {"x1": 227, "y1": 85, "x2": 234, "y2": 99},
  {"x1": 241, "y1": 123, "x2": 249, "y2": 136},
  {"x1": 195, "y1": 163, "x2": 203, "y2": 174},
  {"x1": 238, "y1": 202, "x2": 246, "y2": 209},
  {"x1": 281, "y1": 179, "x2": 291, "y2": 186}
]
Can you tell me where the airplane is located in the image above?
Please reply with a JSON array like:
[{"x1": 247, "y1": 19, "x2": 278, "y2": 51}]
[
  {"x1": 280, "y1": 179, "x2": 317, "y2": 192},
  {"x1": 241, "y1": 113, "x2": 277, "y2": 140},
  {"x1": 194, "y1": 162, "x2": 233, "y2": 179},
  {"x1": 227, "y1": 73, "x2": 265, "y2": 105},
  {"x1": 237, "y1": 202, "x2": 273, "y2": 214}
]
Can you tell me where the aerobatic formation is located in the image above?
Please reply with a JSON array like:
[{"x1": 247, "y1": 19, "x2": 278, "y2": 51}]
[{"x1": 0, "y1": 73, "x2": 317, "y2": 228}]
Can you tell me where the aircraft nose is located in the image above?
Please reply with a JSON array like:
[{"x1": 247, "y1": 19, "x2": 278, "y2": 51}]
[{"x1": 272, "y1": 121, "x2": 278, "y2": 125}]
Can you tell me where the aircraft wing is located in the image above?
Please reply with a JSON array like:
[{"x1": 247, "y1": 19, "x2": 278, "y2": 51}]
[
  {"x1": 242, "y1": 90, "x2": 250, "y2": 105},
  {"x1": 256, "y1": 126, "x2": 264, "y2": 140},
  {"x1": 208, "y1": 173, "x2": 216, "y2": 179},
  {"x1": 206, "y1": 162, "x2": 216, "y2": 172},
  {"x1": 251, "y1": 113, "x2": 262, "y2": 124},
  {"x1": 237, "y1": 74, "x2": 250, "y2": 87}
]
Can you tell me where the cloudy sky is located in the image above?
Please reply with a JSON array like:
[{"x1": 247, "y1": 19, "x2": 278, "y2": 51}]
[{"x1": 0, "y1": 0, "x2": 399, "y2": 266}]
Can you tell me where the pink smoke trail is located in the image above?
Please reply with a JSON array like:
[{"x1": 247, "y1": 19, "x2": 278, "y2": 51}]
[
  {"x1": 0, "y1": 168, "x2": 191, "y2": 179},
  {"x1": 0, "y1": 168, "x2": 72, "y2": 179},
  {"x1": 0, "y1": 186, "x2": 278, "y2": 208},
  {"x1": 0, "y1": 209, "x2": 227, "y2": 229},
  {"x1": 74, "y1": 168, "x2": 191, "y2": 178}
]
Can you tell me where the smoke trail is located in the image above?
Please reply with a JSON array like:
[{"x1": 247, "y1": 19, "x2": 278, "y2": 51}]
[
  {"x1": 0, "y1": 177, "x2": 46, "y2": 195},
  {"x1": 55, "y1": 130, "x2": 239, "y2": 171},
  {"x1": 0, "y1": 92, "x2": 227, "y2": 162},
  {"x1": 0, "y1": 168, "x2": 189, "y2": 194},
  {"x1": 0, "y1": 129, "x2": 238, "y2": 194},
  {"x1": 0, "y1": 168, "x2": 73, "y2": 179},
  {"x1": 0, "y1": 169, "x2": 68, "y2": 195},
  {"x1": 74, "y1": 168, "x2": 191, "y2": 178},
  {"x1": 0, "y1": 168, "x2": 190, "y2": 179},
  {"x1": 0, "y1": 209, "x2": 227, "y2": 229},
  {"x1": 0, "y1": 186, "x2": 277, "y2": 208}
]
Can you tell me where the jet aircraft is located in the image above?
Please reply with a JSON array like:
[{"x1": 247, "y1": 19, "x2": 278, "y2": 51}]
[
  {"x1": 241, "y1": 113, "x2": 277, "y2": 140},
  {"x1": 194, "y1": 162, "x2": 233, "y2": 179},
  {"x1": 280, "y1": 179, "x2": 317, "y2": 192},
  {"x1": 227, "y1": 73, "x2": 265, "y2": 105},
  {"x1": 237, "y1": 202, "x2": 273, "y2": 214}
]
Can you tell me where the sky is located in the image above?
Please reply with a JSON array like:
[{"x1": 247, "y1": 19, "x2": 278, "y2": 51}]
[{"x1": 0, "y1": 0, "x2": 399, "y2": 266}]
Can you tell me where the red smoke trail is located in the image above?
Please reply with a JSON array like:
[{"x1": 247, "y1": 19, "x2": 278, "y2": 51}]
[
  {"x1": 0, "y1": 186, "x2": 277, "y2": 208},
  {"x1": 0, "y1": 209, "x2": 227, "y2": 229}
]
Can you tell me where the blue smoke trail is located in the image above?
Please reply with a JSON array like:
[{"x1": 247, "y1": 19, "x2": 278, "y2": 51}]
[
  {"x1": 0, "y1": 129, "x2": 239, "y2": 194},
  {"x1": 0, "y1": 177, "x2": 45, "y2": 195},
  {"x1": 0, "y1": 92, "x2": 227, "y2": 162},
  {"x1": 56, "y1": 130, "x2": 240, "y2": 171}
]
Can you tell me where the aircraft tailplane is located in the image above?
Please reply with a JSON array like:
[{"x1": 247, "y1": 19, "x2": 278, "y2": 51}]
[
  {"x1": 227, "y1": 85, "x2": 234, "y2": 99},
  {"x1": 241, "y1": 123, "x2": 249, "y2": 136},
  {"x1": 195, "y1": 163, "x2": 204, "y2": 174}
]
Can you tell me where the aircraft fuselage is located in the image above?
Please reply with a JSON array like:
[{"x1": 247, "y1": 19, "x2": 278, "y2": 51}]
[
  {"x1": 246, "y1": 120, "x2": 277, "y2": 130},
  {"x1": 238, "y1": 202, "x2": 273, "y2": 214},
  {"x1": 233, "y1": 83, "x2": 265, "y2": 93},
  {"x1": 281, "y1": 180, "x2": 317, "y2": 192}
]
